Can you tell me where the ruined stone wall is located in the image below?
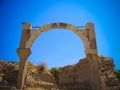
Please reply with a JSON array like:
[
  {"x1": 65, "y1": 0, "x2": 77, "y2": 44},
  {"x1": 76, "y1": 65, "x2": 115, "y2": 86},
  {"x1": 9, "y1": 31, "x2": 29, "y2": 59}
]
[
  {"x1": 58, "y1": 58, "x2": 90, "y2": 84},
  {"x1": 58, "y1": 58, "x2": 93, "y2": 90},
  {"x1": 57, "y1": 56, "x2": 120, "y2": 90},
  {"x1": 0, "y1": 56, "x2": 120, "y2": 90},
  {"x1": 99, "y1": 56, "x2": 120, "y2": 90},
  {"x1": 99, "y1": 55, "x2": 115, "y2": 71},
  {"x1": 0, "y1": 60, "x2": 18, "y2": 87}
]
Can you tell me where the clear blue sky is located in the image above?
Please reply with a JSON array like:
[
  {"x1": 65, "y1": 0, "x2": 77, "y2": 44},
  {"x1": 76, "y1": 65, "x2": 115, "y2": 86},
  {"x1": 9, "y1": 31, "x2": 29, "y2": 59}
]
[{"x1": 0, "y1": 0, "x2": 120, "y2": 69}]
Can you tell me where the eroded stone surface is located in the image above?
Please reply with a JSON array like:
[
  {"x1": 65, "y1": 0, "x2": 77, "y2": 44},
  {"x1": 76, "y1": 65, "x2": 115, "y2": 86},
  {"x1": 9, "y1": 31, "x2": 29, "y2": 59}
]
[{"x1": 0, "y1": 56, "x2": 120, "y2": 90}]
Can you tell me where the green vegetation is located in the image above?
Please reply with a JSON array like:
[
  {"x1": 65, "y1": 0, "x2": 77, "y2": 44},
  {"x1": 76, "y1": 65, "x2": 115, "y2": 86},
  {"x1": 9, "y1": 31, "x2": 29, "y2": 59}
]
[
  {"x1": 50, "y1": 67, "x2": 61, "y2": 76},
  {"x1": 50, "y1": 67, "x2": 61, "y2": 83}
]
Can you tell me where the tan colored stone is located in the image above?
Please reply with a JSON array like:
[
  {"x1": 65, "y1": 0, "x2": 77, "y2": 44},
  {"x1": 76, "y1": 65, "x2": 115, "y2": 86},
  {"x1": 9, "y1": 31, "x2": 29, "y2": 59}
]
[{"x1": 17, "y1": 22, "x2": 100, "y2": 90}]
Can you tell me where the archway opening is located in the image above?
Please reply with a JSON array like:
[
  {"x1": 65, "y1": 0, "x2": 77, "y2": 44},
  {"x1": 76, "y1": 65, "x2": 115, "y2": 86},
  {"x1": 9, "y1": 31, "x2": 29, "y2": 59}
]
[{"x1": 29, "y1": 28, "x2": 85, "y2": 69}]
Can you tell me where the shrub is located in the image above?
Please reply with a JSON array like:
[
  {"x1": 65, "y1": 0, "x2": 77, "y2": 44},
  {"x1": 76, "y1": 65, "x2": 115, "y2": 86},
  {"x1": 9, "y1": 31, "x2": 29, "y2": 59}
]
[
  {"x1": 37, "y1": 62, "x2": 48, "y2": 72},
  {"x1": 50, "y1": 67, "x2": 61, "y2": 77}
]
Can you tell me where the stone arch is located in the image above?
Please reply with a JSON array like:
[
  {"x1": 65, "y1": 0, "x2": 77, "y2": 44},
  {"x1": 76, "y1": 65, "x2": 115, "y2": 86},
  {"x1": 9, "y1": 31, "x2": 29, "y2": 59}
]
[
  {"x1": 17, "y1": 22, "x2": 100, "y2": 90},
  {"x1": 22, "y1": 22, "x2": 97, "y2": 54},
  {"x1": 27, "y1": 23, "x2": 90, "y2": 49}
]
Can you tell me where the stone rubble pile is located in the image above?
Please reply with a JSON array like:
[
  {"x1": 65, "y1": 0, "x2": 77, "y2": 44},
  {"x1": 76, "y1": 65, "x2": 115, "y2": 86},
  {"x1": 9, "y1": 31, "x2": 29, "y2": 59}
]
[
  {"x1": 0, "y1": 55, "x2": 120, "y2": 90},
  {"x1": 99, "y1": 56, "x2": 120, "y2": 90}
]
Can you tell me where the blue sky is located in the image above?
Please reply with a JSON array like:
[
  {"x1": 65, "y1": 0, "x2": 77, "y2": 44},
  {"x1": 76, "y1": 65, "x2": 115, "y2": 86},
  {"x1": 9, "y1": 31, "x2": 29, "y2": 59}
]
[{"x1": 0, "y1": 0, "x2": 120, "y2": 69}]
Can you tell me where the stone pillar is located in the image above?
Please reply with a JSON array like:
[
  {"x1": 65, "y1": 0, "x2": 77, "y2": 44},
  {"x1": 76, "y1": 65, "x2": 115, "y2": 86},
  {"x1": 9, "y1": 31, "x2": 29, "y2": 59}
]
[
  {"x1": 17, "y1": 49, "x2": 31, "y2": 89},
  {"x1": 19, "y1": 23, "x2": 32, "y2": 48},
  {"x1": 17, "y1": 23, "x2": 32, "y2": 90},
  {"x1": 86, "y1": 23, "x2": 101, "y2": 90}
]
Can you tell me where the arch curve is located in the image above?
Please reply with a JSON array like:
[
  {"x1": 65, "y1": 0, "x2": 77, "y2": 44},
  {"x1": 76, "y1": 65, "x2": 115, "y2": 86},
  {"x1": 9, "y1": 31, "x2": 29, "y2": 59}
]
[{"x1": 25, "y1": 22, "x2": 92, "y2": 54}]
